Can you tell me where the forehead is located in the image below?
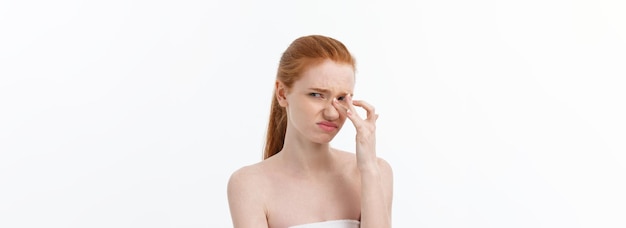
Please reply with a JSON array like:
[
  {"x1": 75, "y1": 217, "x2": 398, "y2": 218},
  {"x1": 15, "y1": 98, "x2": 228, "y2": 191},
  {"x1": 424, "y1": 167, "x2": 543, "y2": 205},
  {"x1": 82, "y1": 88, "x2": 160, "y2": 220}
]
[{"x1": 295, "y1": 60, "x2": 355, "y2": 92}]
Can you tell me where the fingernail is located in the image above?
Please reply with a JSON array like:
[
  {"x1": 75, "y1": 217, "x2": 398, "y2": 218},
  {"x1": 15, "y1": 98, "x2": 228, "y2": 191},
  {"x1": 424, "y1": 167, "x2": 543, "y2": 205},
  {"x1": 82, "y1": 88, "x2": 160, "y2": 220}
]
[{"x1": 346, "y1": 109, "x2": 352, "y2": 116}]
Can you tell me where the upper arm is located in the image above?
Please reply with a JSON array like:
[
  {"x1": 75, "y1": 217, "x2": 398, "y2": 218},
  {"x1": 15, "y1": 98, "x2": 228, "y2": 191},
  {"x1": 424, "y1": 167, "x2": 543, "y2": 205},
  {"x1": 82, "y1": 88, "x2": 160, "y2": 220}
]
[
  {"x1": 377, "y1": 158, "x2": 394, "y2": 214},
  {"x1": 227, "y1": 167, "x2": 269, "y2": 228}
]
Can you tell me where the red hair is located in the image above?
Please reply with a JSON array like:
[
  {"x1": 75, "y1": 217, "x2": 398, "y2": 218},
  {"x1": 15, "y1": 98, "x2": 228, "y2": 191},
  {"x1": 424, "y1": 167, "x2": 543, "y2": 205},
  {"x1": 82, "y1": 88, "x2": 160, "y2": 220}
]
[{"x1": 263, "y1": 35, "x2": 356, "y2": 160}]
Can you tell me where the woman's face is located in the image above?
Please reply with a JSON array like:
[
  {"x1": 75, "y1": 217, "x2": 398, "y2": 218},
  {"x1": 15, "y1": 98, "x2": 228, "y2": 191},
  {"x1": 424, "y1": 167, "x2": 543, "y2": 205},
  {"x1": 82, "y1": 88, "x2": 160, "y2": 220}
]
[{"x1": 279, "y1": 59, "x2": 355, "y2": 144}]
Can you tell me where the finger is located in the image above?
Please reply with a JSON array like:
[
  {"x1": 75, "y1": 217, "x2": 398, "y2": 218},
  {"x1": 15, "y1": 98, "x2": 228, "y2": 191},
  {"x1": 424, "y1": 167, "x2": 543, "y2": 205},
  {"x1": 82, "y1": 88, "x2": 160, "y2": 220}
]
[
  {"x1": 331, "y1": 98, "x2": 349, "y2": 116},
  {"x1": 345, "y1": 94, "x2": 365, "y2": 120},
  {"x1": 332, "y1": 97, "x2": 362, "y2": 126},
  {"x1": 351, "y1": 100, "x2": 376, "y2": 121},
  {"x1": 332, "y1": 97, "x2": 357, "y2": 119}
]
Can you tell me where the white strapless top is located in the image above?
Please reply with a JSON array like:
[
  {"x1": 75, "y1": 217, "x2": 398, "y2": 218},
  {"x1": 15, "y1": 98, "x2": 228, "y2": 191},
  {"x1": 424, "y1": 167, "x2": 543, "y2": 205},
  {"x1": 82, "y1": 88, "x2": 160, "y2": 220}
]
[{"x1": 289, "y1": 219, "x2": 360, "y2": 228}]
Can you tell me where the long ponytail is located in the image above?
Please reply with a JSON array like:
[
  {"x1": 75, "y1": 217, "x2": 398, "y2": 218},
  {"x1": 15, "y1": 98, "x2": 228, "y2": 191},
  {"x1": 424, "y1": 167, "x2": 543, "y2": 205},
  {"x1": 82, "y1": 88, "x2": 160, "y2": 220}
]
[{"x1": 263, "y1": 94, "x2": 288, "y2": 159}]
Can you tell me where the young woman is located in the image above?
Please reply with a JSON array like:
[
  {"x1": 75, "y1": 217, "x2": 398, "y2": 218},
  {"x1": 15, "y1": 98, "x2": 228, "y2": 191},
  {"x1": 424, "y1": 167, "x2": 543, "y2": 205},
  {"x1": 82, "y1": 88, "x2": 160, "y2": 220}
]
[{"x1": 227, "y1": 35, "x2": 393, "y2": 228}]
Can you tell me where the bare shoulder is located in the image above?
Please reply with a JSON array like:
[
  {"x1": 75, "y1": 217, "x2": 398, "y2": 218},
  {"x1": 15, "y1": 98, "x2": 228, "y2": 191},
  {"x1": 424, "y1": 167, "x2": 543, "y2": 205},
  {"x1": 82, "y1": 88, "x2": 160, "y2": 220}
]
[
  {"x1": 376, "y1": 157, "x2": 394, "y2": 208},
  {"x1": 227, "y1": 162, "x2": 268, "y2": 197},
  {"x1": 227, "y1": 162, "x2": 271, "y2": 227},
  {"x1": 333, "y1": 149, "x2": 393, "y2": 178},
  {"x1": 376, "y1": 157, "x2": 393, "y2": 177}
]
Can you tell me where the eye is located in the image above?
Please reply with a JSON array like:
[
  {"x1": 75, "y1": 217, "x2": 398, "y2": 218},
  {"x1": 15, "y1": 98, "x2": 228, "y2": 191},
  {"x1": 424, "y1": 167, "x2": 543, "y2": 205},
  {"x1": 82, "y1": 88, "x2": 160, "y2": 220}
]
[
  {"x1": 309, "y1": 93, "x2": 323, "y2": 98},
  {"x1": 337, "y1": 96, "x2": 346, "y2": 101}
]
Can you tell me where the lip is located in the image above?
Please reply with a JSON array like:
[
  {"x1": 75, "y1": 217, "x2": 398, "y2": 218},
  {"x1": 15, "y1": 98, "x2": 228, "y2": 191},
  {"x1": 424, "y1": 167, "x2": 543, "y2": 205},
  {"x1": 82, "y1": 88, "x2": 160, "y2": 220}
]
[{"x1": 317, "y1": 121, "x2": 338, "y2": 132}]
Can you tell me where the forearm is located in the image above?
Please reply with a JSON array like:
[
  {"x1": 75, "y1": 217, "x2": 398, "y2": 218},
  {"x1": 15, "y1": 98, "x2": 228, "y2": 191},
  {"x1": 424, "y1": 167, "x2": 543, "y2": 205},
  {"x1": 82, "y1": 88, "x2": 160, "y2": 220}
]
[
  {"x1": 340, "y1": 96, "x2": 392, "y2": 227},
  {"x1": 359, "y1": 166, "x2": 391, "y2": 228}
]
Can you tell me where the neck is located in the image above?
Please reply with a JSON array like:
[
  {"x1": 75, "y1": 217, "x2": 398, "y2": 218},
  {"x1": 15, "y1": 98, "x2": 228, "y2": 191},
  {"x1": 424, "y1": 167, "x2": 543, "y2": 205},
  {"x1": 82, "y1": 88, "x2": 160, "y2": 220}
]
[{"x1": 278, "y1": 128, "x2": 336, "y2": 175}]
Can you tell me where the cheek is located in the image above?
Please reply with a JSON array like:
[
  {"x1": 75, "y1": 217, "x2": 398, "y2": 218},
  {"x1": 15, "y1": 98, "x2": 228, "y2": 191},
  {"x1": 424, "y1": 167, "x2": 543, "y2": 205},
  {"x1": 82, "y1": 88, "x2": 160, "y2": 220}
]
[
  {"x1": 305, "y1": 101, "x2": 326, "y2": 112},
  {"x1": 290, "y1": 100, "x2": 319, "y2": 118}
]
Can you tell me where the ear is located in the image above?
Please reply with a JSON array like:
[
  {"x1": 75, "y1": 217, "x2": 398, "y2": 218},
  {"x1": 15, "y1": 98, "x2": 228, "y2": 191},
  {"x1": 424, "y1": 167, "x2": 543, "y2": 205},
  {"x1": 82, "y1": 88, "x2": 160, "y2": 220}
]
[{"x1": 275, "y1": 80, "x2": 288, "y2": 107}]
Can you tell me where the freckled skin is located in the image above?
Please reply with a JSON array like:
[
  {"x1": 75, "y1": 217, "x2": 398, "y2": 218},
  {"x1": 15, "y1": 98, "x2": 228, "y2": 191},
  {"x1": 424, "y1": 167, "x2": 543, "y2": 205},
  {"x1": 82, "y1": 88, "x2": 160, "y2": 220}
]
[{"x1": 283, "y1": 60, "x2": 355, "y2": 144}]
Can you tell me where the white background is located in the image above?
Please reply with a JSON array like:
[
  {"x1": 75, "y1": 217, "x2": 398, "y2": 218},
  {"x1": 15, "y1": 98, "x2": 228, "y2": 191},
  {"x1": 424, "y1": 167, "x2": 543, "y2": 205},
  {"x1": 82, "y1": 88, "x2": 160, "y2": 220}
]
[{"x1": 1, "y1": 0, "x2": 625, "y2": 227}]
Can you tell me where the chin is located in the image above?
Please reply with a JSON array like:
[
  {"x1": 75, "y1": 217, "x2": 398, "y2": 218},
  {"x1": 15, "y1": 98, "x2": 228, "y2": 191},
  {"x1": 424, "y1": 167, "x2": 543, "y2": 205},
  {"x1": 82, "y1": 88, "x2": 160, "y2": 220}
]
[{"x1": 307, "y1": 133, "x2": 336, "y2": 144}]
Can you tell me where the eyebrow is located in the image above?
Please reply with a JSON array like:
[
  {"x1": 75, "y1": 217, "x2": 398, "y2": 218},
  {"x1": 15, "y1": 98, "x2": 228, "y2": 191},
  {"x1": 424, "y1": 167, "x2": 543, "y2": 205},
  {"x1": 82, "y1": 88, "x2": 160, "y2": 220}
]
[
  {"x1": 309, "y1": 88, "x2": 330, "y2": 93},
  {"x1": 308, "y1": 88, "x2": 351, "y2": 96}
]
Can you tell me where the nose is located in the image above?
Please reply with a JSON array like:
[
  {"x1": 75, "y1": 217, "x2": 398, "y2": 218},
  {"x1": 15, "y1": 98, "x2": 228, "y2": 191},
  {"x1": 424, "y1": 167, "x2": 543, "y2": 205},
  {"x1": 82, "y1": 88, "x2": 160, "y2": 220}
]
[{"x1": 323, "y1": 100, "x2": 340, "y2": 120}]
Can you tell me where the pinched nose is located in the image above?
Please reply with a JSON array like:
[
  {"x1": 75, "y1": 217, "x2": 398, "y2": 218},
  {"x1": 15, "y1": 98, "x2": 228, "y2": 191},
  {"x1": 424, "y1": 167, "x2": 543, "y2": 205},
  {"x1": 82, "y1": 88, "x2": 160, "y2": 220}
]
[{"x1": 323, "y1": 99, "x2": 340, "y2": 120}]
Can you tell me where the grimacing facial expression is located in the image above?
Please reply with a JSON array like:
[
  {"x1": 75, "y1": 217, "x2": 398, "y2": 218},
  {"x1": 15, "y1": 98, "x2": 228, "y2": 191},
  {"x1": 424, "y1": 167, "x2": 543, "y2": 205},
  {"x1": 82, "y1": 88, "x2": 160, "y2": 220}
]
[{"x1": 278, "y1": 59, "x2": 355, "y2": 144}]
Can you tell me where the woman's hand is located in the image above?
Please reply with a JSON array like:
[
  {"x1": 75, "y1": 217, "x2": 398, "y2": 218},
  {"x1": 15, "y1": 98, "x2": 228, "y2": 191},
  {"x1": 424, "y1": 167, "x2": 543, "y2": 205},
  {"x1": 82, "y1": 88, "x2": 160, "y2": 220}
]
[
  {"x1": 333, "y1": 94, "x2": 379, "y2": 171},
  {"x1": 334, "y1": 95, "x2": 392, "y2": 228}
]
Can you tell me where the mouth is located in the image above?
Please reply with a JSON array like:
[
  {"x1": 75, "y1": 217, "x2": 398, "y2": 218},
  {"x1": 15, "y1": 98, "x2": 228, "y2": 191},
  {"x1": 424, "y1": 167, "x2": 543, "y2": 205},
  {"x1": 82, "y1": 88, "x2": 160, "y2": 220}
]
[{"x1": 317, "y1": 121, "x2": 338, "y2": 132}]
